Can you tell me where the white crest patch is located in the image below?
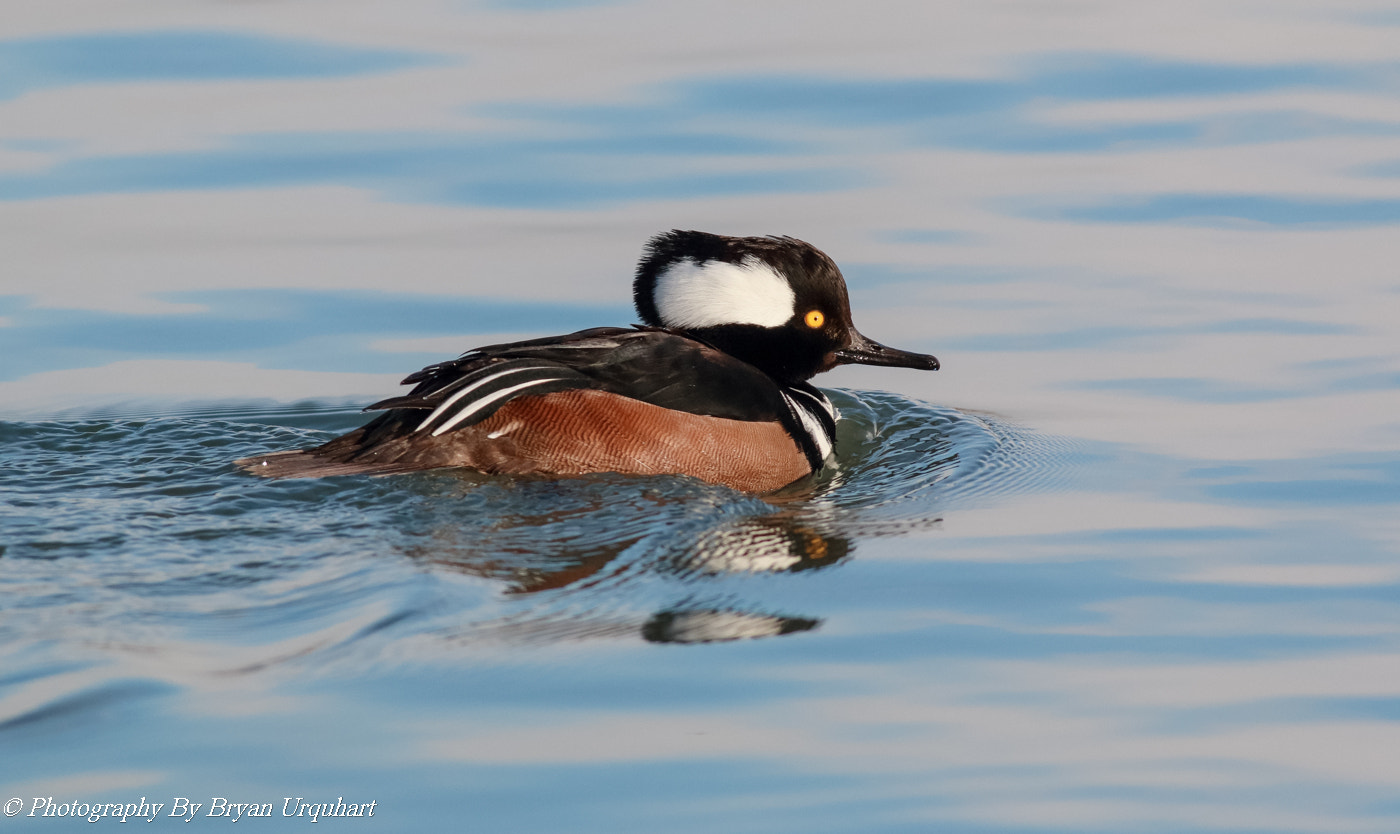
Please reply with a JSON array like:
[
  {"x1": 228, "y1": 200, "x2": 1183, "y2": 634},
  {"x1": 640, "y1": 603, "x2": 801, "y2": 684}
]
[{"x1": 653, "y1": 257, "x2": 796, "y2": 329}]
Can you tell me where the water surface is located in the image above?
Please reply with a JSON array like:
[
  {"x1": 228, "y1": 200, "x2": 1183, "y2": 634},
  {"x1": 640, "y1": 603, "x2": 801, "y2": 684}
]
[{"x1": 2, "y1": 1, "x2": 1399, "y2": 831}]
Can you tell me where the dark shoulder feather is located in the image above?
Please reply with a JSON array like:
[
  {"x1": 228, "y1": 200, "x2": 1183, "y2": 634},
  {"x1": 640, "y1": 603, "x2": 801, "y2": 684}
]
[{"x1": 367, "y1": 326, "x2": 791, "y2": 428}]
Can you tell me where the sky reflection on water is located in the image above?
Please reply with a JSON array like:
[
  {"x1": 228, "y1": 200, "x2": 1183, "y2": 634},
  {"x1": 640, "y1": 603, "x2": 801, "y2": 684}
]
[
  {"x1": 2, "y1": 1, "x2": 1399, "y2": 832},
  {"x1": 0, "y1": 30, "x2": 437, "y2": 100}
]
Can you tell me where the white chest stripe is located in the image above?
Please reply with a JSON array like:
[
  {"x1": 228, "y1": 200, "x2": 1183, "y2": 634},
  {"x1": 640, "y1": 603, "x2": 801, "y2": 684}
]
[
  {"x1": 653, "y1": 257, "x2": 795, "y2": 329},
  {"x1": 786, "y1": 385, "x2": 838, "y2": 422},
  {"x1": 429, "y1": 377, "x2": 562, "y2": 437},
  {"x1": 782, "y1": 392, "x2": 834, "y2": 461}
]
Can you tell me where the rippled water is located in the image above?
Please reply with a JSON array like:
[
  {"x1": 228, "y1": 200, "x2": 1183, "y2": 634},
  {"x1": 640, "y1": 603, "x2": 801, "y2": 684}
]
[
  {"x1": 1, "y1": 392, "x2": 1058, "y2": 647},
  {"x1": 4, "y1": 1, "x2": 1400, "y2": 831}
]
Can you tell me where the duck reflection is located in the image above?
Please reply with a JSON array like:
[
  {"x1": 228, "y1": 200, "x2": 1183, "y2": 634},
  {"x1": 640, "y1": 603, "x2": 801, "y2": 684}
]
[
  {"x1": 676, "y1": 515, "x2": 847, "y2": 575},
  {"x1": 398, "y1": 478, "x2": 851, "y2": 644},
  {"x1": 642, "y1": 609, "x2": 820, "y2": 644}
]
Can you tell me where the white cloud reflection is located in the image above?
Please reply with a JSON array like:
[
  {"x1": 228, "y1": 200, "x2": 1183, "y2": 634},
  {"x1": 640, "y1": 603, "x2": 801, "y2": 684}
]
[{"x1": 0, "y1": 359, "x2": 394, "y2": 417}]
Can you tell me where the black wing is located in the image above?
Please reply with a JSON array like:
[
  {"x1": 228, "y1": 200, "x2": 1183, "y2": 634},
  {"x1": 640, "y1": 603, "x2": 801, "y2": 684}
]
[{"x1": 364, "y1": 327, "x2": 792, "y2": 437}]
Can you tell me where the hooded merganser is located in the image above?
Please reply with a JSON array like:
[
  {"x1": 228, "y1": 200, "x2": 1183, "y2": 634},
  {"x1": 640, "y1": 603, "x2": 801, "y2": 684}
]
[{"x1": 235, "y1": 230, "x2": 940, "y2": 492}]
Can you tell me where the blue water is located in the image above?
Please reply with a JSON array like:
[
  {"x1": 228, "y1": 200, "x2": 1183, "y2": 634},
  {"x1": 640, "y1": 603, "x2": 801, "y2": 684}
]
[{"x1": 3, "y1": 2, "x2": 1399, "y2": 831}]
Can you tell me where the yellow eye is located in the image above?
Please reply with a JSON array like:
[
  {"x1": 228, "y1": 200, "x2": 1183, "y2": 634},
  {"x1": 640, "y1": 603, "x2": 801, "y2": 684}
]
[{"x1": 804, "y1": 309, "x2": 825, "y2": 329}]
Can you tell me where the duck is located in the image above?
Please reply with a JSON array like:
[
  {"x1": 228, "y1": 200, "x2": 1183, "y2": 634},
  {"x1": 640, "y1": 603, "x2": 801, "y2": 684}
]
[{"x1": 234, "y1": 230, "x2": 939, "y2": 492}]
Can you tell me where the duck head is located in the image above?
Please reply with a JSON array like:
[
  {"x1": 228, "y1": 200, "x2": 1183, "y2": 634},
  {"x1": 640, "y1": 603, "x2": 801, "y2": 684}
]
[{"x1": 634, "y1": 230, "x2": 940, "y2": 386}]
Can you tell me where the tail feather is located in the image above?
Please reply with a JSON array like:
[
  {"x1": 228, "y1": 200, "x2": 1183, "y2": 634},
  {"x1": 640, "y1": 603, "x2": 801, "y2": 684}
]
[
  {"x1": 233, "y1": 449, "x2": 426, "y2": 479},
  {"x1": 235, "y1": 414, "x2": 444, "y2": 479}
]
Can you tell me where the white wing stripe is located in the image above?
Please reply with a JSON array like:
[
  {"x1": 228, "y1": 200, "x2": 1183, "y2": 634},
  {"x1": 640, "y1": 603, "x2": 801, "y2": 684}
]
[
  {"x1": 415, "y1": 366, "x2": 542, "y2": 432},
  {"x1": 429, "y1": 377, "x2": 561, "y2": 437}
]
